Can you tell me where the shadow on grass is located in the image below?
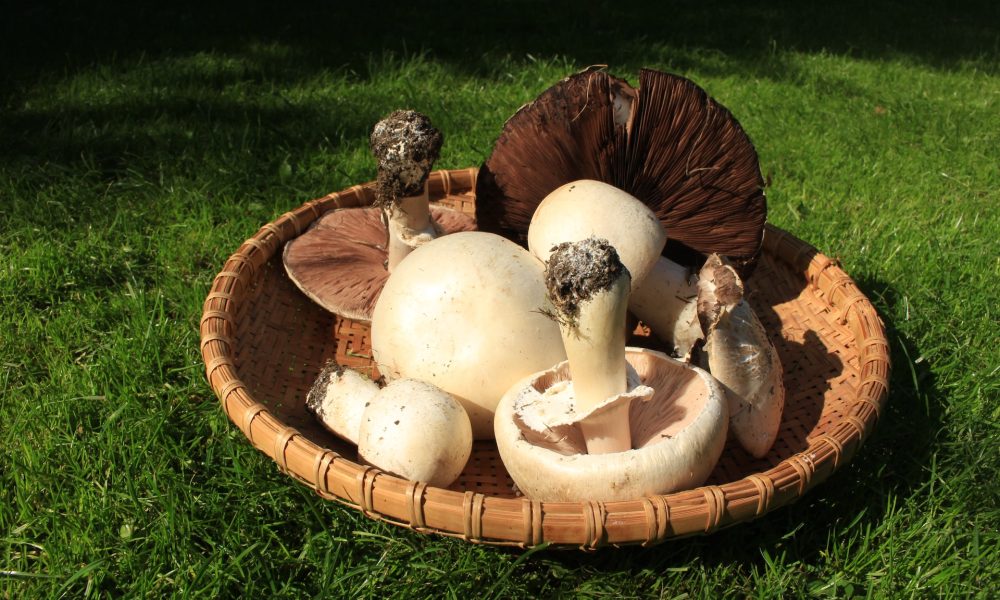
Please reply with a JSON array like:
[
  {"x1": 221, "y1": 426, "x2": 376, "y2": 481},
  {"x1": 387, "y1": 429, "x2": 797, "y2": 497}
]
[
  {"x1": 2, "y1": 0, "x2": 995, "y2": 233},
  {"x1": 4, "y1": 1, "x2": 997, "y2": 84}
]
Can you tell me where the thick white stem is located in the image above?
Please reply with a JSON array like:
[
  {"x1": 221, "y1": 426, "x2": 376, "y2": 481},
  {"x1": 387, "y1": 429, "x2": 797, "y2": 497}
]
[
  {"x1": 559, "y1": 275, "x2": 632, "y2": 454},
  {"x1": 629, "y1": 256, "x2": 703, "y2": 360},
  {"x1": 385, "y1": 186, "x2": 436, "y2": 271}
]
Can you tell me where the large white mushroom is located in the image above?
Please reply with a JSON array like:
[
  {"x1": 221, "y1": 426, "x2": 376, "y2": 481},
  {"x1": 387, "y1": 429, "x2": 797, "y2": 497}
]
[
  {"x1": 494, "y1": 238, "x2": 729, "y2": 502},
  {"x1": 370, "y1": 231, "x2": 567, "y2": 439}
]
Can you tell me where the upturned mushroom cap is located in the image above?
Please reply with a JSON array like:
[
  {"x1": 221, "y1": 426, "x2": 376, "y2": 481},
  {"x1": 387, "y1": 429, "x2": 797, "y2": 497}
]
[
  {"x1": 358, "y1": 378, "x2": 472, "y2": 488},
  {"x1": 282, "y1": 205, "x2": 475, "y2": 321},
  {"x1": 477, "y1": 67, "x2": 766, "y2": 274},
  {"x1": 370, "y1": 231, "x2": 567, "y2": 439},
  {"x1": 494, "y1": 348, "x2": 728, "y2": 502},
  {"x1": 528, "y1": 180, "x2": 666, "y2": 292}
]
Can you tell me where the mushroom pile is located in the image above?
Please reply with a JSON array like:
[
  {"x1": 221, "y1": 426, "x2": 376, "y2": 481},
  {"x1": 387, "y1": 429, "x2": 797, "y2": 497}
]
[{"x1": 292, "y1": 67, "x2": 786, "y2": 496}]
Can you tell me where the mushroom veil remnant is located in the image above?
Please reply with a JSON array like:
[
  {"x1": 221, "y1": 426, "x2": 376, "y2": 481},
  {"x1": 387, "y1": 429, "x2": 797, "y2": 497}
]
[
  {"x1": 494, "y1": 238, "x2": 729, "y2": 502},
  {"x1": 283, "y1": 110, "x2": 474, "y2": 321}
]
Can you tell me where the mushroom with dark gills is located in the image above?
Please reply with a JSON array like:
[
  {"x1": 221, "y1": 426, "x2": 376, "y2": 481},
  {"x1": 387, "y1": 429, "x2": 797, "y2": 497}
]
[
  {"x1": 493, "y1": 238, "x2": 729, "y2": 502},
  {"x1": 476, "y1": 67, "x2": 767, "y2": 276},
  {"x1": 282, "y1": 110, "x2": 475, "y2": 321}
]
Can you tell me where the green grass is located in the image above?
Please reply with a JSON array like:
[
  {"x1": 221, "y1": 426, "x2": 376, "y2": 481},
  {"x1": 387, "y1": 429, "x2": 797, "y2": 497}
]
[{"x1": 2, "y1": 1, "x2": 998, "y2": 597}]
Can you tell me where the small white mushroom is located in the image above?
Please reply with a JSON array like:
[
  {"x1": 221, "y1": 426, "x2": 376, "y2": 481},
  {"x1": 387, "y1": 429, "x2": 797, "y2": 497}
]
[
  {"x1": 370, "y1": 231, "x2": 567, "y2": 439},
  {"x1": 358, "y1": 379, "x2": 473, "y2": 488},
  {"x1": 698, "y1": 254, "x2": 785, "y2": 458},
  {"x1": 306, "y1": 361, "x2": 380, "y2": 445}
]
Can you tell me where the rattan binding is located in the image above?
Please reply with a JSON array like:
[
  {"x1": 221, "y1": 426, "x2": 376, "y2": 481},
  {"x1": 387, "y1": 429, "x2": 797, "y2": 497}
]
[{"x1": 200, "y1": 168, "x2": 890, "y2": 548}]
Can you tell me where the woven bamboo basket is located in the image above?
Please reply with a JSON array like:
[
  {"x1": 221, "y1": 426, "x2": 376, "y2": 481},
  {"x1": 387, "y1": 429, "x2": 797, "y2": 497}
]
[{"x1": 199, "y1": 168, "x2": 890, "y2": 549}]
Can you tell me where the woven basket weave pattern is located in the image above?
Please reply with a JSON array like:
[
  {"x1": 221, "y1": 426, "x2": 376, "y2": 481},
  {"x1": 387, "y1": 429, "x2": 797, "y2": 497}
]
[{"x1": 200, "y1": 168, "x2": 889, "y2": 548}]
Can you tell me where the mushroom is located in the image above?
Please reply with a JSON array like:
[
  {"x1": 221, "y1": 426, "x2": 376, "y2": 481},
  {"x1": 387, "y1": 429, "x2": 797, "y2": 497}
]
[
  {"x1": 358, "y1": 378, "x2": 473, "y2": 488},
  {"x1": 527, "y1": 179, "x2": 666, "y2": 292},
  {"x1": 493, "y1": 238, "x2": 728, "y2": 501},
  {"x1": 370, "y1": 231, "x2": 567, "y2": 439},
  {"x1": 476, "y1": 67, "x2": 767, "y2": 275},
  {"x1": 526, "y1": 178, "x2": 703, "y2": 358},
  {"x1": 305, "y1": 360, "x2": 380, "y2": 445},
  {"x1": 698, "y1": 254, "x2": 785, "y2": 458},
  {"x1": 369, "y1": 109, "x2": 450, "y2": 270},
  {"x1": 541, "y1": 237, "x2": 637, "y2": 453},
  {"x1": 283, "y1": 110, "x2": 475, "y2": 321},
  {"x1": 627, "y1": 256, "x2": 703, "y2": 360}
]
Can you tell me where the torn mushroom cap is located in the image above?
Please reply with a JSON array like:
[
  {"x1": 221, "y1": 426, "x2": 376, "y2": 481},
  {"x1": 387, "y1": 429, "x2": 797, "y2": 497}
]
[
  {"x1": 306, "y1": 360, "x2": 379, "y2": 445},
  {"x1": 528, "y1": 179, "x2": 666, "y2": 292},
  {"x1": 477, "y1": 66, "x2": 767, "y2": 275},
  {"x1": 370, "y1": 231, "x2": 567, "y2": 439},
  {"x1": 698, "y1": 254, "x2": 785, "y2": 458},
  {"x1": 358, "y1": 378, "x2": 473, "y2": 488},
  {"x1": 494, "y1": 348, "x2": 729, "y2": 502},
  {"x1": 283, "y1": 205, "x2": 475, "y2": 321}
]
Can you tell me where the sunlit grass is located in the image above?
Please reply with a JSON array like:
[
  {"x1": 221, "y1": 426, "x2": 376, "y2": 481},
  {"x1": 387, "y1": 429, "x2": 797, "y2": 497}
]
[{"x1": 2, "y1": 2, "x2": 998, "y2": 596}]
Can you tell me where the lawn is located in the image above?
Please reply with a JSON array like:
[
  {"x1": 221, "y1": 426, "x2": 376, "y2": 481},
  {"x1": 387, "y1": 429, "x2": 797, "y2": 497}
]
[{"x1": 2, "y1": 1, "x2": 998, "y2": 597}]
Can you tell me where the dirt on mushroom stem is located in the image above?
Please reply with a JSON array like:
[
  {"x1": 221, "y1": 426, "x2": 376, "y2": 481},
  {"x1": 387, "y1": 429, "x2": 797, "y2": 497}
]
[
  {"x1": 305, "y1": 359, "x2": 346, "y2": 419},
  {"x1": 369, "y1": 109, "x2": 443, "y2": 206},
  {"x1": 544, "y1": 237, "x2": 631, "y2": 329}
]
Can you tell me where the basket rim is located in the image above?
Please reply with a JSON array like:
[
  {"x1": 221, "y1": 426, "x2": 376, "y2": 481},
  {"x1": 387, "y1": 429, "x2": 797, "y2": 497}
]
[{"x1": 199, "y1": 167, "x2": 890, "y2": 549}]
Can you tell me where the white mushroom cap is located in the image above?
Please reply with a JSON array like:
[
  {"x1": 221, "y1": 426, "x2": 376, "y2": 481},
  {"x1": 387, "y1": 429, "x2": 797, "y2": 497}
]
[
  {"x1": 494, "y1": 348, "x2": 729, "y2": 502},
  {"x1": 357, "y1": 379, "x2": 472, "y2": 488},
  {"x1": 371, "y1": 231, "x2": 567, "y2": 439},
  {"x1": 527, "y1": 180, "x2": 667, "y2": 292}
]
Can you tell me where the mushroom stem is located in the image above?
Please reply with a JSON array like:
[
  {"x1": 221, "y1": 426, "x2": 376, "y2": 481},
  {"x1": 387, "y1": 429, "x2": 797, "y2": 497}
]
[
  {"x1": 369, "y1": 109, "x2": 444, "y2": 271},
  {"x1": 384, "y1": 185, "x2": 436, "y2": 271},
  {"x1": 629, "y1": 256, "x2": 703, "y2": 360},
  {"x1": 545, "y1": 237, "x2": 633, "y2": 454},
  {"x1": 561, "y1": 276, "x2": 631, "y2": 453}
]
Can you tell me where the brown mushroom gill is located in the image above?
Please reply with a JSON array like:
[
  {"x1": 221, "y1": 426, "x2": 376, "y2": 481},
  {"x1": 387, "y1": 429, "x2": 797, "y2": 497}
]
[
  {"x1": 282, "y1": 205, "x2": 476, "y2": 322},
  {"x1": 476, "y1": 67, "x2": 767, "y2": 274}
]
